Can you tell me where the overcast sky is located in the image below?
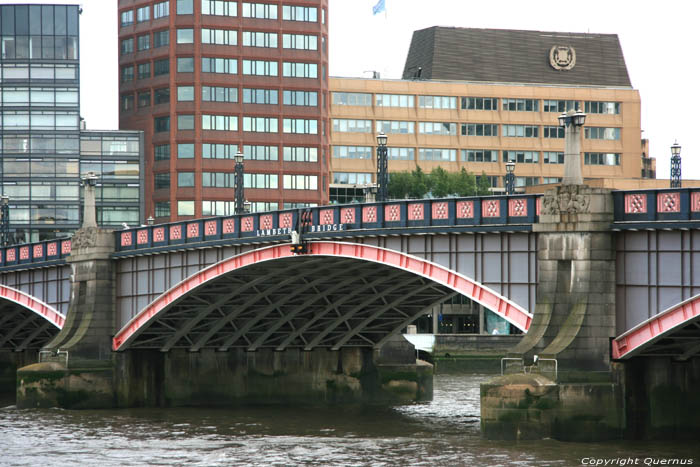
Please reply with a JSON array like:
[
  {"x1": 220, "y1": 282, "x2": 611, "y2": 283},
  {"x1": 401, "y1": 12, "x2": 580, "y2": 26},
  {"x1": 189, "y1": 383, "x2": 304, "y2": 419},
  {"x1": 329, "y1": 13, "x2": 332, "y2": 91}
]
[{"x1": 21, "y1": 0, "x2": 698, "y2": 180}]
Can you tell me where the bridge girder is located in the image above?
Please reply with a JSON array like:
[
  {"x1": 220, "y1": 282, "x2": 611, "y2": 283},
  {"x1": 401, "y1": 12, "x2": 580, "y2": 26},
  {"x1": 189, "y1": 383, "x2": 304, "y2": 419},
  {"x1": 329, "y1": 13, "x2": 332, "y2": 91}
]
[{"x1": 0, "y1": 285, "x2": 64, "y2": 351}]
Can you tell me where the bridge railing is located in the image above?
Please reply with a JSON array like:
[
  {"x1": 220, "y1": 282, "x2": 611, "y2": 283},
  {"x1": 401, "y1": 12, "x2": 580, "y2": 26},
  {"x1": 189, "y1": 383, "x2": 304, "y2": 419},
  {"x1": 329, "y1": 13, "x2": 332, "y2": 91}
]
[
  {"x1": 613, "y1": 187, "x2": 700, "y2": 224},
  {"x1": 115, "y1": 195, "x2": 542, "y2": 253},
  {"x1": 0, "y1": 238, "x2": 72, "y2": 269}
]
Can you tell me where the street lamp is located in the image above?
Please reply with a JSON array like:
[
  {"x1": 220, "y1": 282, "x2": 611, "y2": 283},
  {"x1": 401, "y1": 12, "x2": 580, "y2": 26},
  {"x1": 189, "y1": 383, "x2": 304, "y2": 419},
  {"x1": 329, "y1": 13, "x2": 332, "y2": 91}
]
[
  {"x1": 505, "y1": 162, "x2": 516, "y2": 195},
  {"x1": 376, "y1": 132, "x2": 389, "y2": 202},
  {"x1": 234, "y1": 151, "x2": 245, "y2": 214},
  {"x1": 1, "y1": 195, "x2": 10, "y2": 247},
  {"x1": 670, "y1": 141, "x2": 682, "y2": 188},
  {"x1": 558, "y1": 108, "x2": 587, "y2": 185}
]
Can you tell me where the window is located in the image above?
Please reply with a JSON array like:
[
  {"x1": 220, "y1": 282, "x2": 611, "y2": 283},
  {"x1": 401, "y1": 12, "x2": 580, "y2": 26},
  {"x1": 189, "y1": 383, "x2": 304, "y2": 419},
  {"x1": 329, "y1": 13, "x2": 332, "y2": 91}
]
[
  {"x1": 202, "y1": 172, "x2": 235, "y2": 188},
  {"x1": 121, "y1": 38, "x2": 133, "y2": 55},
  {"x1": 585, "y1": 101, "x2": 620, "y2": 114},
  {"x1": 543, "y1": 177, "x2": 562, "y2": 184},
  {"x1": 137, "y1": 34, "x2": 150, "y2": 51},
  {"x1": 503, "y1": 151, "x2": 539, "y2": 163},
  {"x1": 137, "y1": 91, "x2": 150, "y2": 108},
  {"x1": 177, "y1": 57, "x2": 194, "y2": 72},
  {"x1": 154, "y1": 116, "x2": 170, "y2": 132},
  {"x1": 242, "y1": 2, "x2": 277, "y2": 19},
  {"x1": 153, "y1": 30, "x2": 169, "y2": 48},
  {"x1": 203, "y1": 143, "x2": 240, "y2": 159},
  {"x1": 461, "y1": 149, "x2": 498, "y2": 162},
  {"x1": 177, "y1": 0, "x2": 193, "y2": 14},
  {"x1": 120, "y1": 65, "x2": 134, "y2": 82},
  {"x1": 388, "y1": 147, "x2": 415, "y2": 160},
  {"x1": 242, "y1": 31, "x2": 277, "y2": 48},
  {"x1": 177, "y1": 86, "x2": 194, "y2": 101},
  {"x1": 419, "y1": 122, "x2": 457, "y2": 135},
  {"x1": 282, "y1": 34, "x2": 317, "y2": 50},
  {"x1": 543, "y1": 152, "x2": 564, "y2": 164},
  {"x1": 154, "y1": 172, "x2": 170, "y2": 189},
  {"x1": 332, "y1": 119, "x2": 371, "y2": 133},
  {"x1": 461, "y1": 97, "x2": 498, "y2": 110},
  {"x1": 154, "y1": 88, "x2": 170, "y2": 104},
  {"x1": 202, "y1": 86, "x2": 237, "y2": 102},
  {"x1": 515, "y1": 177, "x2": 540, "y2": 187},
  {"x1": 282, "y1": 62, "x2": 316, "y2": 78},
  {"x1": 376, "y1": 94, "x2": 414, "y2": 108},
  {"x1": 202, "y1": 201, "x2": 237, "y2": 216},
  {"x1": 283, "y1": 174, "x2": 317, "y2": 190},
  {"x1": 155, "y1": 201, "x2": 170, "y2": 217},
  {"x1": 502, "y1": 125, "x2": 538, "y2": 137},
  {"x1": 585, "y1": 127, "x2": 620, "y2": 140},
  {"x1": 137, "y1": 62, "x2": 150, "y2": 79},
  {"x1": 244, "y1": 173, "x2": 279, "y2": 189},
  {"x1": 461, "y1": 123, "x2": 498, "y2": 136},
  {"x1": 283, "y1": 90, "x2": 317, "y2": 106},
  {"x1": 585, "y1": 152, "x2": 620, "y2": 165},
  {"x1": 154, "y1": 144, "x2": 170, "y2": 161},
  {"x1": 418, "y1": 95, "x2": 457, "y2": 109},
  {"x1": 243, "y1": 145, "x2": 277, "y2": 160},
  {"x1": 179, "y1": 143, "x2": 195, "y2": 159},
  {"x1": 121, "y1": 94, "x2": 134, "y2": 111},
  {"x1": 284, "y1": 146, "x2": 317, "y2": 162},
  {"x1": 177, "y1": 201, "x2": 195, "y2": 216},
  {"x1": 137, "y1": 5, "x2": 150, "y2": 22},
  {"x1": 154, "y1": 58, "x2": 169, "y2": 76},
  {"x1": 202, "y1": 0, "x2": 236, "y2": 16},
  {"x1": 502, "y1": 98, "x2": 539, "y2": 112},
  {"x1": 333, "y1": 172, "x2": 373, "y2": 185},
  {"x1": 154, "y1": 1, "x2": 169, "y2": 19},
  {"x1": 543, "y1": 126, "x2": 564, "y2": 138},
  {"x1": 242, "y1": 59, "x2": 276, "y2": 76},
  {"x1": 177, "y1": 28, "x2": 194, "y2": 44},
  {"x1": 178, "y1": 172, "x2": 195, "y2": 187},
  {"x1": 120, "y1": 10, "x2": 134, "y2": 26},
  {"x1": 333, "y1": 146, "x2": 372, "y2": 160},
  {"x1": 283, "y1": 118, "x2": 317, "y2": 134},
  {"x1": 332, "y1": 92, "x2": 371, "y2": 106},
  {"x1": 418, "y1": 148, "x2": 457, "y2": 161},
  {"x1": 282, "y1": 5, "x2": 317, "y2": 21},
  {"x1": 202, "y1": 28, "x2": 237, "y2": 45},
  {"x1": 376, "y1": 120, "x2": 414, "y2": 134},
  {"x1": 202, "y1": 57, "x2": 237, "y2": 74},
  {"x1": 243, "y1": 116, "x2": 278, "y2": 133},
  {"x1": 242, "y1": 88, "x2": 277, "y2": 104},
  {"x1": 544, "y1": 100, "x2": 578, "y2": 113},
  {"x1": 202, "y1": 114, "x2": 237, "y2": 131}
]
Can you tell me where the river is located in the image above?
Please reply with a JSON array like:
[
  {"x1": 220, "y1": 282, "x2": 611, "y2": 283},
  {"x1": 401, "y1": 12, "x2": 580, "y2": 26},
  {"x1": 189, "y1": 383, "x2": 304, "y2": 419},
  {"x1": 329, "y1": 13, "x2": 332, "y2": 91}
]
[{"x1": 1, "y1": 374, "x2": 698, "y2": 466}]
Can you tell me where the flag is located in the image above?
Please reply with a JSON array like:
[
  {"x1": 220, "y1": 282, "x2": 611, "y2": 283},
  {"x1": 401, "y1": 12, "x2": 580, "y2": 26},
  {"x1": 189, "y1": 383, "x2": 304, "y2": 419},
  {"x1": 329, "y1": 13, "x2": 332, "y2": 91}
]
[{"x1": 372, "y1": 0, "x2": 386, "y2": 15}]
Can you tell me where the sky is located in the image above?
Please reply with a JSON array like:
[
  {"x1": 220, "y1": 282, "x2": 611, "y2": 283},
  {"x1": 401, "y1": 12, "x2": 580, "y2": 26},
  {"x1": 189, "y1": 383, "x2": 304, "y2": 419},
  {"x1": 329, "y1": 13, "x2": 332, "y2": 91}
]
[{"x1": 15, "y1": 0, "x2": 698, "y2": 180}]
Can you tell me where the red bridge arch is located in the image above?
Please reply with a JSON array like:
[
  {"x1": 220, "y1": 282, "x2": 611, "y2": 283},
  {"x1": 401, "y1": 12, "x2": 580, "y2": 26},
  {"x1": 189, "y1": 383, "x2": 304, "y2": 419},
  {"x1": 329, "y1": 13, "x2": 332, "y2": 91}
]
[{"x1": 0, "y1": 284, "x2": 65, "y2": 351}]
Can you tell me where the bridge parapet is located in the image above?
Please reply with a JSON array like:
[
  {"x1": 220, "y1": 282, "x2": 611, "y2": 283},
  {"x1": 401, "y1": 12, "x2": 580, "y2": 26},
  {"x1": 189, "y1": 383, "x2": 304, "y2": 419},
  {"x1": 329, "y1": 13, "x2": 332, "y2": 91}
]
[
  {"x1": 0, "y1": 238, "x2": 72, "y2": 271},
  {"x1": 613, "y1": 187, "x2": 700, "y2": 227}
]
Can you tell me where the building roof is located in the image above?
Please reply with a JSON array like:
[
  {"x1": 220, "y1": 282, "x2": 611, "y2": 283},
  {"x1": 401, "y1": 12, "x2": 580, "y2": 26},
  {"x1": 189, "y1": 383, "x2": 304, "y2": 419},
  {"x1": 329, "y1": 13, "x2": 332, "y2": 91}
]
[{"x1": 402, "y1": 27, "x2": 632, "y2": 88}]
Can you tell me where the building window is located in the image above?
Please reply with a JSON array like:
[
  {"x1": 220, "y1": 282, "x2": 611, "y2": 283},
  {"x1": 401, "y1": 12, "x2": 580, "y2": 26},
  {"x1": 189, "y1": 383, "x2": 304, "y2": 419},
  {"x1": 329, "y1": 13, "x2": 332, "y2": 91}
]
[
  {"x1": 154, "y1": 144, "x2": 170, "y2": 161},
  {"x1": 177, "y1": 0, "x2": 194, "y2": 15},
  {"x1": 242, "y1": 88, "x2": 278, "y2": 104},
  {"x1": 332, "y1": 92, "x2": 371, "y2": 106},
  {"x1": 418, "y1": 95, "x2": 457, "y2": 109},
  {"x1": 154, "y1": 58, "x2": 169, "y2": 76},
  {"x1": 585, "y1": 152, "x2": 620, "y2": 165},
  {"x1": 543, "y1": 177, "x2": 562, "y2": 184},
  {"x1": 154, "y1": 116, "x2": 170, "y2": 132},
  {"x1": 154, "y1": 1, "x2": 170, "y2": 19},
  {"x1": 461, "y1": 149, "x2": 498, "y2": 162},
  {"x1": 203, "y1": 143, "x2": 240, "y2": 159},
  {"x1": 137, "y1": 62, "x2": 151, "y2": 79},
  {"x1": 120, "y1": 10, "x2": 134, "y2": 26},
  {"x1": 177, "y1": 115, "x2": 195, "y2": 130},
  {"x1": 202, "y1": 57, "x2": 237, "y2": 74},
  {"x1": 283, "y1": 146, "x2": 318, "y2": 162},
  {"x1": 282, "y1": 62, "x2": 316, "y2": 78},
  {"x1": 333, "y1": 172, "x2": 372, "y2": 185},
  {"x1": 502, "y1": 125, "x2": 538, "y2": 138},
  {"x1": 283, "y1": 90, "x2": 317, "y2": 106},
  {"x1": 461, "y1": 97, "x2": 498, "y2": 110},
  {"x1": 177, "y1": 200, "x2": 195, "y2": 216},
  {"x1": 419, "y1": 122, "x2": 457, "y2": 135},
  {"x1": 283, "y1": 118, "x2": 317, "y2": 134},
  {"x1": 202, "y1": 86, "x2": 237, "y2": 102},
  {"x1": 177, "y1": 86, "x2": 194, "y2": 101},
  {"x1": 242, "y1": 31, "x2": 277, "y2": 48},
  {"x1": 177, "y1": 172, "x2": 195, "y2": 187},
  {"x1": 137, "y1": 91, "x2": 150, "y2": 108},
  {"x1": 202, "y1": 0, "x2": 236, "y2": 16},
  {"x1": 461, "y1": 123, "x2": 498, "y2": 136},
  {"x1": 585, "y1": 127, "x2": 620, "y2": 140},
  {"x1": 153, "y1": 30, "x2": 169, "y2": 48},
  {"x1": 202, "y1": 172, "x2": 235, "y2": 188},
  {"x1": 176, "y1": 28, "x2": 194, "y2": 44},
  {"x1": 242, "y1": 59, "x2": 276, "y2": 76},
  {"x1": 283, "y1": 174, "x2": 317, "y2": 190},
  {"x1": 543, "y1": 126, "x2": 564, "y2": 138},
  {"x1": 543, "y1": 152, "x2": 564, "y2": 164},
  {"x1": 544, "y1": 100, "x2": 578, "y2": 113},
  {"x1": 155, "y1": 201, "x2": 170, "y2": 217},
  {"x1": 282, "y1": 34, "x2": 317, "y2": 50},
  {"x1": 242, "y1": 2, "x2": 277, "y2": 19},
  {"x1": 502, "y1": 98, "x2": 539, "y2": 112},
  {"x1": 120, "y1": 65, "x2": 134, "y2": 82},
  {"x1": 202, "y1": 114, "x2": 238, "y2": 131},
  {"x1": 121, "y1": 38, "x2": 133, "y2": 55},
  {"x1": 282, "y1": 5, "x2": 317, "y2": 21},
  {"x1": 244, "y1": 173, "x2": 279, "y2": 189},
  {"x1": 154, "y1": 88, "x2": 170, "y2": 104},
  {"x1": 137, "y1": 34, "x2": 150, "y2": 51},
  {"x1": 418, "y1": 148, "x2": 457, "y2": 162},
  {"x1": 332, "y1": 119, "x2": 372, "y2": 133},
  {"x1": 121, "y1": 94, "x2": 134, "y2": 111},
  {"x1": 376, "y1": 120, "x2": 414, "y2": 134},
  {"x1": 585, "y1": 101, "x2": 621, "y2": 114},
  {"x1": 202, "y1": 28, "x2": 237, "y2": 45},
  {"x1": 243, "y1": 145, "x2": 278, "y2": 160},
  {"x1": 177, "y1": 57, "x2": 194, "y2": 72},
  {"x1": 514, "y1": 177, "x2": 540, "y2": 187},
  {"x1": 376, "y1": 94, "x2": 414, "y2": 108},
  {"x1": 332, "y1": 146, "x2": 372, "y2": 160},
  {"x1": 503, "y1": 151, "x2": 539, "y2": 163},
  {"x1": 202, "y1": 201, "x2": 236, "y2": 216},
  {"x1": 136, "y1": 5, "x2": 150, "y2": 22},
  {"x1": 388, "y1": 147, "x2": 415, "y2": 160},
  {"x1": 243, "y1": 116, "x2": 278, "y2": 133},
  {"x1": 154, "y1": 172, "x2": 170, "y2": 189}
]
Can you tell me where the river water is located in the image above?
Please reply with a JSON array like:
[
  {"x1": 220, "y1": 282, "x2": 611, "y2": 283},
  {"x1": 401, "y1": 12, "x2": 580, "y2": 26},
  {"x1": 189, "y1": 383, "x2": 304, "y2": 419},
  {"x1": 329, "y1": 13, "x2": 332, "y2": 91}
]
[{"x1": 1, "y1": 374, "x2": 698, "y2": 466}]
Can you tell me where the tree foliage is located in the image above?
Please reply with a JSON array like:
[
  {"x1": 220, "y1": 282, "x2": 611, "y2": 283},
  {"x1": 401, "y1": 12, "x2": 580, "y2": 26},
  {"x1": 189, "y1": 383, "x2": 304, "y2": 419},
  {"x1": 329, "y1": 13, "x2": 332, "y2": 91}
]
[{"x1": 386, "y1": 166, "x2": 493, "y2": 199}]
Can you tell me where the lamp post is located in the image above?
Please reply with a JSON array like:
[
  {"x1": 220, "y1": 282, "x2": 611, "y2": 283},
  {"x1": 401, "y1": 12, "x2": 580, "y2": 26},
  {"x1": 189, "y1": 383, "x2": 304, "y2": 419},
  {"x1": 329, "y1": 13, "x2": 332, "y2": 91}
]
[
  {"x1": 1, "y1": 195, "x2": 10, "y2": 247},
  {"x1": 505, "y1": 162, "x2": 516, "y2": 195},
  {"x1": 376, "y1": 132, "x2": 389, "y2": 202},
  {"x1": 234, "y1": 151, "x2": 245, "y2": 214},
  {"x1": 670, "y1": 141, "x2": 682, "y2": 188},
  {"x1": 558, "y1": 108, "x2": 586, "y2": 185}
]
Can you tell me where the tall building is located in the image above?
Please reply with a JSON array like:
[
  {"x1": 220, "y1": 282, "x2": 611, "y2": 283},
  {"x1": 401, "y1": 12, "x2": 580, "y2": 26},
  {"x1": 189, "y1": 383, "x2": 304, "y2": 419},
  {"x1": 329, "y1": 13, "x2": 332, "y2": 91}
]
[
  {"x1": 329, "y1": 27, "x2": 649, "y2": 203},
  {"x1": 118, "y1": 0, "x2": 330, "y2": 222}
]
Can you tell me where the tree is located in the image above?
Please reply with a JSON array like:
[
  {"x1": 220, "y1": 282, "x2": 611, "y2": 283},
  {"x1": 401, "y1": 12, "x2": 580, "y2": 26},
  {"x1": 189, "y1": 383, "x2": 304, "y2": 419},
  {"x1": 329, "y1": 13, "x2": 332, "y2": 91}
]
[
  {"x1": 430, "y1": 166, "x2": 452, "y2": 198},
  {"x1": 408, "y1": 166, "x2": 429, "y2": 198},
  {"x1": 452, "y1": 168, "x2": 477, "y2": 197},
  {"x1": 387, "y1": 171, "x2": 412, "y2": 199},
  {"x1": 477, "y1": 171, "x2": 492, "y2": 196}
]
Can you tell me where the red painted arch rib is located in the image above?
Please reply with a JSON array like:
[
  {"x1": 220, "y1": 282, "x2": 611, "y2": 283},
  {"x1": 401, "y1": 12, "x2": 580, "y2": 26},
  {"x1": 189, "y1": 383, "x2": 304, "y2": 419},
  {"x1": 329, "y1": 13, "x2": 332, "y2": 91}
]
[
  {"x1": 612, "y1": 294, "x2": 700, "y2": 359},
  {"x1": 0, "y1": 284, "x2": 65, "y2": 329},
  {"x1": 113, "y1": 241, "x2": 533, "y2": 351}
]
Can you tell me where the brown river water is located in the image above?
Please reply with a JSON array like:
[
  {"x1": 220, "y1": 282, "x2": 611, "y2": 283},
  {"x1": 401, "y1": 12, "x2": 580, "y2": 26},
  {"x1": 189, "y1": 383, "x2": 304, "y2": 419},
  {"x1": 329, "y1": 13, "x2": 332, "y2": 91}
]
[{"x1": 1, "y1": 374, "x2": 698, "y2": 466}]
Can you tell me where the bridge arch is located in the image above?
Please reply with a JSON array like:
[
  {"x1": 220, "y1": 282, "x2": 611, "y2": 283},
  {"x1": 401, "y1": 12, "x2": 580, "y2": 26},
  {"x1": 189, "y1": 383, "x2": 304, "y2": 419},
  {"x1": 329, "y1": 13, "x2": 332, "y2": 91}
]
[
  {"x1": 113, "y1": 241, "x2": 532, "y2": 352},
  {"x1": 613, "y1": 293, "x2": 700, "y2": 360},
  {"x1": 0, "y1": 284, "x2": 65, "y2": 351}
]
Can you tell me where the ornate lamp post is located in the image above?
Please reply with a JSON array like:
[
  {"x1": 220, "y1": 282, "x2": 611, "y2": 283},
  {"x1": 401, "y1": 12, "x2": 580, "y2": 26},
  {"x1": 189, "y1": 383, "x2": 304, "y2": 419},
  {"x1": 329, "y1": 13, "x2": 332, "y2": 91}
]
[
  {"x1": 234, "y1": 151, "x2": 245, "y2": 214},
  {"x1": 670, "y1": 141, "x2": 682, "y2": 188},
  {"x1": 558, "y1": 108, "x2": 586, "y2": 185},
  {"x1": 1, "y1": 195, "x2": 10, "y2": 246},
  {"x1": 376, "y1": 132, "x2": 389, "y2": 202},
  {"x1": 505, "y1": 161, "x2": 516, "y2": 195}
]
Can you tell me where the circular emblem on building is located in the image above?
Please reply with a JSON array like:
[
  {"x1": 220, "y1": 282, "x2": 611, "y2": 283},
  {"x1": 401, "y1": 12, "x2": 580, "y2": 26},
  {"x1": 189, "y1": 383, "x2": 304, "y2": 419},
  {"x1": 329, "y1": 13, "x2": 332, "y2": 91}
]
[{"x1": 549, "y1": 45, "x2": 576, "y2": 70}]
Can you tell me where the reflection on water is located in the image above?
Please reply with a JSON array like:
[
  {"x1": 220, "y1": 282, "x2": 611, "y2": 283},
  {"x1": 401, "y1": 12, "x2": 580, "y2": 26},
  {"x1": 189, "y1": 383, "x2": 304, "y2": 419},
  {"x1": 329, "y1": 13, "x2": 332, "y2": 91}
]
[{"x1": 1, "y1": 375, "x2": 698, "y2": 466}]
